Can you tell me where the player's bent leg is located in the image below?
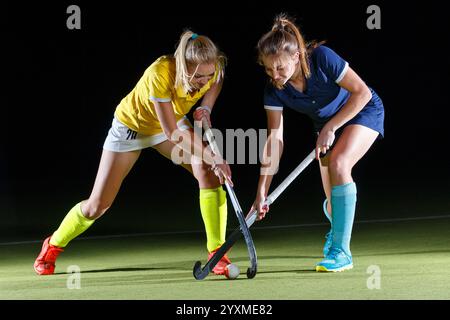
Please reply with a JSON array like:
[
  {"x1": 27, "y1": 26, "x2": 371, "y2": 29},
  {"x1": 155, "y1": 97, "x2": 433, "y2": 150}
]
[
  {"x1": 316, "y1": 125, "x2": 378, "y2": 272},
  {"x1": 192, "y1": 163, "x2": 231, "y2": 275},
  {"x1": 153, "y1": 138, "x2": 231, "y2": 276},
  {"x1": 83, "y1": 149, "x2": 141, "y2": 219},
  {"x1": 34, "y1": 149, "x2": 141, "y2": 275},
  {"x1": 327, "y1": 124, "x2": 378, "y2": 186}
]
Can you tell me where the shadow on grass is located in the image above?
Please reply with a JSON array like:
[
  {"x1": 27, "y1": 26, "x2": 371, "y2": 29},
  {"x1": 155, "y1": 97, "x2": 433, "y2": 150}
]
[
  {"x1": 51, "y1": 253, "x2": 323, "y2": 278},
  {"x1": 206, "y1": 268, "x2": 317, "y2": 282},
  {"x1": 232, "y1": 255, "x2": 322, "y2": 262},
  {"x1": 54, "y1": 266, "x2": 174, "y2": 275},
  {"x1": 258, "y1": 268, "x2": 316, "y2": 274}
]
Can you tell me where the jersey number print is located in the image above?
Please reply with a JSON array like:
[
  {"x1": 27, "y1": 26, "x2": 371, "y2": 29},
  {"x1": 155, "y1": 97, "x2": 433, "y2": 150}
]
[{"x1": 126, "y1": 129, "x2": 137, "y2": 140}]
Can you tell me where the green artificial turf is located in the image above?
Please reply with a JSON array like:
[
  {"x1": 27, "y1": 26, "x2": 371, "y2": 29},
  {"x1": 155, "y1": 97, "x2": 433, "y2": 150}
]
[{"x1": 1, "y1": 217, "x2": 449, "y2": 300}]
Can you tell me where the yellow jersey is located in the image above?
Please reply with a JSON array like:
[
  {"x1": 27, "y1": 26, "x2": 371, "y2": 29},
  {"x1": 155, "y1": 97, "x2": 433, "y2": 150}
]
[{"x1": 115, "y1": 55, "x2": 219, "y2": 135}]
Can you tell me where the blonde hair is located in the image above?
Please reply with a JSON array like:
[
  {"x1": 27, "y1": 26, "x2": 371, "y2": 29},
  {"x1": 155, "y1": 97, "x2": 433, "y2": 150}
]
[
  {"x1": 174, "y1": 30, "x2": 226, "y2": 93},
  {"x1": 257, "y1": 14, "x2": 324, "y2": 89}
]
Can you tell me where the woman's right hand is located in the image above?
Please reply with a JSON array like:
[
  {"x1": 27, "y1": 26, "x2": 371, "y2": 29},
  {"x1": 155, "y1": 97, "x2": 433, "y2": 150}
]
[{"x1": 248, "y1": 194, "x2": 269, "y2": 221}]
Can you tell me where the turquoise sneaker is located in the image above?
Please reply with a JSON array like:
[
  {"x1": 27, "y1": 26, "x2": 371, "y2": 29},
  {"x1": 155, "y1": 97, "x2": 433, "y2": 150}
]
[
  {"x1": 316, "y1": 247, "x2": 353, "y2": 272},
  {"x1": 323, "y1": 230, "x2": 332, "y2": 257}
]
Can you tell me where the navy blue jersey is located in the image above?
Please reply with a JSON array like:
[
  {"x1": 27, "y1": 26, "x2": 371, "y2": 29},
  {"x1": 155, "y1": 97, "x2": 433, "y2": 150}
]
[{"x1": 263, "y1": 45, "x2": 384, "y2": 137}]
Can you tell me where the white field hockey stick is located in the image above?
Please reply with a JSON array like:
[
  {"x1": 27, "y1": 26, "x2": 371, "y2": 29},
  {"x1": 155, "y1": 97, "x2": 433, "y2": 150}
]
[
  {"x1": 246, "y1": 149, "x2": 316, "y2": 226},
  {"x1": 193, "y1": 148, "x2": 316, "y2": 280},
  {"x1": 194, "y1": 118, "x2": 258, "y2": 279}
]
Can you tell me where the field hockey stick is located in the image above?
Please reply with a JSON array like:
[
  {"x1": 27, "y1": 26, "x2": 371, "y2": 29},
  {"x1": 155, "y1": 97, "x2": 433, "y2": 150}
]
[
  {"x1": 197, "y1": 118, "x2": 258, "y2": 279},
  {"x1": 193, "y1": 148, "x2": 316, "y2": 280}
]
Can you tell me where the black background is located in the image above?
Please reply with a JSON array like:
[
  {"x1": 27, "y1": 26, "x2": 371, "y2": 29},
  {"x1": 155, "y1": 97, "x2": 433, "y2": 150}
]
[{"x1": 2, "y1": 1, "x2": 449, "y2": 239}]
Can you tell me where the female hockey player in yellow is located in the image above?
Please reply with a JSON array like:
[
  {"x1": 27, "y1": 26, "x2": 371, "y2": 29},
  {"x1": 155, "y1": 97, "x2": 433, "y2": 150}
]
[{"x1": 34, "y1": 31, "x2": 234, "y2": 277}]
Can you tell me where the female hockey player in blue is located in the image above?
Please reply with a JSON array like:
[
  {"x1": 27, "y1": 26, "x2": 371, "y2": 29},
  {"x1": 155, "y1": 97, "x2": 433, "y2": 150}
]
[{"x1": 251, "y1": 14, "x2": 384, "y2": 272}]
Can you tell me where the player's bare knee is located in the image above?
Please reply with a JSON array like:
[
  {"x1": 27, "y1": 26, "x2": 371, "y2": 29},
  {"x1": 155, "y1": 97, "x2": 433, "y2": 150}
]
[{"x1": 328, "y1": 155, "x2": 350, "y2": 177}]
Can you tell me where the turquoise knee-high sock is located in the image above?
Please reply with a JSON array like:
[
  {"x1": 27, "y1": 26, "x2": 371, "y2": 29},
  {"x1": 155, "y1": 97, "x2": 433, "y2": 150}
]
[{"x1": 331, "y1": 182, "x2": 357, "y2": 256}]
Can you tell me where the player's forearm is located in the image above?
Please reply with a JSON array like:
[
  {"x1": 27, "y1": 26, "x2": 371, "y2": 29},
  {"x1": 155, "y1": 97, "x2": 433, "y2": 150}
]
[
  {"x1": 199, "y1": 80, "x2": 223, "y2": 114},
  {"x1": 257, "y1": 174, "x2": 274, "y2": 199}
]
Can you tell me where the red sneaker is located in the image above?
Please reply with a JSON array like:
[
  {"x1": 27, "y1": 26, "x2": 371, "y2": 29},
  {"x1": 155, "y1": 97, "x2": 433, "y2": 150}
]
[
  {"x1": 208, "y1": 249, "x2": 232, "y2": 275},
  {"x1": 33, "y1": 236, "x2": 64, "y2": 275}
]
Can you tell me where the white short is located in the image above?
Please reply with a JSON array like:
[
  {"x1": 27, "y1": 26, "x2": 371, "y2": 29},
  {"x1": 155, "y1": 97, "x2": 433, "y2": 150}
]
[{"x1": 103, "y1": 116, "x2": 192, "y2": 152}]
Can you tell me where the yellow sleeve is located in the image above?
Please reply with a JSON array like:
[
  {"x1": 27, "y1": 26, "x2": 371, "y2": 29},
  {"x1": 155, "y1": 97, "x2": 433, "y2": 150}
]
[{"x1": 147, "y1": 62, "x2": 174, "y2": 103}]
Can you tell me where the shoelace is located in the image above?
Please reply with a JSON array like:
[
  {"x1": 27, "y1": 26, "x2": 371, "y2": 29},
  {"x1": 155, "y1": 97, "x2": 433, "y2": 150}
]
[
  {"x1": 46, "y1": 247, "x2": 63, "y2": 261},
  {"x1": 327, "y1": 247, "x2": 344, "y2": 260}
]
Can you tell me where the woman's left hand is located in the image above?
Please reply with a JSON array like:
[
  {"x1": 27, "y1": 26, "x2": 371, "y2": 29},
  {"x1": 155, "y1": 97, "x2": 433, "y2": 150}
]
[{"x1": 316, "y1": 126, "x2": 335, "y2": 160}]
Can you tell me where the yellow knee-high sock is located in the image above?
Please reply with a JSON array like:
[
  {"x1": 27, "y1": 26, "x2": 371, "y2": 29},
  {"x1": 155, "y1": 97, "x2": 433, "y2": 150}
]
[
  {"x1": 218, "y1": 187, "x2": 228, "y2": 245},
  {"x1": 50, "y1": 202, "x2": 95, "y2": 248},
  {"x1": 199, "y1": 187, "x2": 228, "y2": 253}
]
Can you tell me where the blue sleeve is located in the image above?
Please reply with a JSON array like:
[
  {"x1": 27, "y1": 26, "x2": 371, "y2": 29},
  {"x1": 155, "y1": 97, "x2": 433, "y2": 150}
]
[
  {"x1": 313, "y1": 45, "x2": 349, "y2": 83},
  {"x1": 263, "y1": 83, "x2": 284, "y2": 111}
]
